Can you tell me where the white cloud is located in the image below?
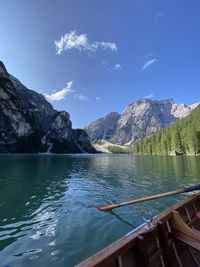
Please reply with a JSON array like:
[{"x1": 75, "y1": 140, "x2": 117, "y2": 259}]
[
  {"x1": 98, "y1": 42, "x2": 117, "y2": 51},
  {"x1": 144, "y1": 94, "x2": 154, "y2": 99},
  {"x1": 96, "y1": 97, "x2": 100, "y2": 101},
  {"x1": 44, "y1": 81, "x2": 91, "y2": 102},
  {"x1": 74, "y1": 93, "x2": 89, "y2": 101},
  {"x1": 55, "y1": 31, "x2": 117, "y2": 55},
  {"x1": 44, "y1": 81, "x2": 74, "y2": 101},
  {"x1": 142, "y1": 59, "x2": 157, "y2": 70},
  {"x1": 114, "y1": 63, "x2": 121, "y2": 70}
]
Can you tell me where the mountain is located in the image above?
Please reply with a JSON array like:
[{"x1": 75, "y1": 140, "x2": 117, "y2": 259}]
[
  {"x1": 85, "y1": 98, "x2": 199, "y2": 145},
  {"x1": 132, "y1": 104, "x2": 200, "y2": 155},
  {"x1": 0, "y1": 61, "x2": 95, "y2": 153},
  {"x1": 85, "y1": 112, "x2": 120, "y2": 141}
]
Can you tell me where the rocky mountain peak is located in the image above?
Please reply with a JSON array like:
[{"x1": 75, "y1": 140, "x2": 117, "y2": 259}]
[
  {"x1": 0, "y1": 60, "x2": 95, "y2": 153},
  {"x1": 0, "y1": 61, "x2": 10, "y2": 79},
  {"x1": 85, "y1": 112, "x2": 120, "y2": 141},
  {"x1": 85, "y1": 98, "x2": 199, "y2": 145},
  {"x1": 171, "y1": 102, "x2": 200, "y2": 119}
]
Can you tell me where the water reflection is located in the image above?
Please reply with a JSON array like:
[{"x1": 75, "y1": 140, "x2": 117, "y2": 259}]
[
  {"x1": 0, "y1": 154, "x2": 200, "y2": 267},
  {"x1": 0, "y1": 155, "x2": 73, "y2": 222}
]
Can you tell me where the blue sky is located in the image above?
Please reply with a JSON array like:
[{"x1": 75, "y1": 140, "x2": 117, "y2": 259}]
[{"x1": 1, "y1": 0, "x2": 200, "y2": 128}]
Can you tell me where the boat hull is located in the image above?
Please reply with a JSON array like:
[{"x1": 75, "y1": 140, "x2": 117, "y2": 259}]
[{"x1": 76, "y1": 193, "x2": 200, "y2": 267}]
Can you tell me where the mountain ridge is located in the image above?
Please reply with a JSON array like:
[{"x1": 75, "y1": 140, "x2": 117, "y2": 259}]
[
  {"x1": 132, "y1": 104, "x2": 200, "y2": 155},
  {"x1": 0, "y1": 60, "x2": 95, "y2": 153},
  {"x1": 85, "y1": 98, "x2": 199, "y2": 146}
]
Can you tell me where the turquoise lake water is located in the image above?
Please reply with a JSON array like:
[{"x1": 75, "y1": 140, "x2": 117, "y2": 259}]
[{"x1": 0, "y1": 154, "x2": 200, "y2": 266}]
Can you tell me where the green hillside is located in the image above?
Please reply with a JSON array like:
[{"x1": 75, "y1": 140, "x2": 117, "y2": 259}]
[{"x1": 131, "y1": 105, "x2": 200, "y2": 156}]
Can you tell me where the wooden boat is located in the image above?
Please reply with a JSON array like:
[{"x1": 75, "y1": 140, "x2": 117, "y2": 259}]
[{"x1": 76, "y1": 193, "x2": 200, "y2": 267}]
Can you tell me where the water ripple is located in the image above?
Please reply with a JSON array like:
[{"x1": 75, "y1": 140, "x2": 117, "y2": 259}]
[{"x1": 0, "y1": 154, "x2": 199, "y2": 267}]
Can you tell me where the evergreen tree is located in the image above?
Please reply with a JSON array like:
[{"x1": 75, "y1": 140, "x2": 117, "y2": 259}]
[{"x1": 131, "y1": 105, "x2": 200, "y2": 155}]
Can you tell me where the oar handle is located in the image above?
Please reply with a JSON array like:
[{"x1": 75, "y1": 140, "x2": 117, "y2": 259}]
[
  {"x1": 97, "y1": 183, "x2": 200, "y2": 211},
  {"x1": 185, "y1": 184, "x2": 200, "y2": 192}
]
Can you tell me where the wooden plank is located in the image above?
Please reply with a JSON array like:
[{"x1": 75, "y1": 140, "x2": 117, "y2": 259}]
[
  {"x1": 76, "y1": 194, "x2": 200, "y2": 267},
  {"x1": 173, "y1": 229, "x2": 200, "y2": 251}
]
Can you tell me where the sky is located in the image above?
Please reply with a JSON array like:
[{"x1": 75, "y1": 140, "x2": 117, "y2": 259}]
[{"x1": 0, "y1": 0, "x2": 200, "y2": 128}]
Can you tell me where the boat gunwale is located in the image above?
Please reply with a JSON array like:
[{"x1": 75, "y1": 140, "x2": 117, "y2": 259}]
[{"x1": 76, "y1": 193, "x2": 200, "y2": 267}]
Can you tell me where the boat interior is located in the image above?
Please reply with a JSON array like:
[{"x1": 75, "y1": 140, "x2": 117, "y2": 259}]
[{"x1": 76, "y1": 194, "x2": 200, "y2": 267}]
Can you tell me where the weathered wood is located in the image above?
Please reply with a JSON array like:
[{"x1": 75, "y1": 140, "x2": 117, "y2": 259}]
[
  {"x1": 157, "y1": 221, "x2": 177, "y2": 266},
  {"x1": 76, "y1": 194, "x2": 200, "y2": 267},
  {"x1": 172, "y1": 229, "x2": 200, "y2": 251},
  {"x1": 171, "y1": 211, "x2": 200, "y2": 241}
]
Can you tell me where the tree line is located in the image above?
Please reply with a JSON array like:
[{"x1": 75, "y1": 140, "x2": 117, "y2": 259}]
[{"x1": 131, "y1": 105, "x2": 200, "y2": 155}]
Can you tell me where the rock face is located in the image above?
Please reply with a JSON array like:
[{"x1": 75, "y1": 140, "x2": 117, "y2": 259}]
[
  {"x1": 85, "y1": 98, "x2": 199, "y2": 145},
  {"x1": 85, "y1": 112, "x2": 120, "y2": 141},
  {"x1": 0, "y1": 61, "x2": 96, "y2": 153}
]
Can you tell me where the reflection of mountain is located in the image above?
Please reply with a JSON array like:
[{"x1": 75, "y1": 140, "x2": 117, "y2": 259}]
[
  {"x1": 1, "y1": 155, "x2": 198, "y2": 225},
  {"x1": 85, "y1": 155, "x2": 200, "y2": 196},
  {"x1": 171, "y1": 156, "x2": 200, "y2": 183},
  {"x1": 131, "y1": 156, "x2": 200, "y2": 189},
  {"x1": 0, "y1": 155, "x2": 74, "y2": 223},
  {"x1": 0, "y1": 155, "x2": 76, "y2": 252},
  {"x1": 0, "y1": 155, "x2": 200, "y2": 266}
]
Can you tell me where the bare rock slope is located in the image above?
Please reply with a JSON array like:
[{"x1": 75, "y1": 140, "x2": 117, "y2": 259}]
[
  {"x1": 85, "y1": 98, "x2": 199, "y2": 145},
  {"x1": 0, "y1": 61, "x2": 95, "y2": 153}
]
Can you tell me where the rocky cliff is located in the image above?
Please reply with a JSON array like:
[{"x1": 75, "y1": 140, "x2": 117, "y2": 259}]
[
  {"x1": 85, "y1": 98, "x2": 199, "y2": 145},
  {"x1": 0, "y1": 61, "x2": 95, "y2": 153},
  {"x1": 85, "y1": 112, "x2": 120, "y2": 141}
]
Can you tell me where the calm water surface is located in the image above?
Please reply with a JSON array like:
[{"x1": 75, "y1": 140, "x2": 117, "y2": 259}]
[{"x1": 0, "y1": 154, "x2": 200, "y2": 266}]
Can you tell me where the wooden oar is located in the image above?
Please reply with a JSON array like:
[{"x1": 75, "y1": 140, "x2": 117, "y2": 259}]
[{"x1": 97, "y1": 184, "x2": 200, "y2": 211}]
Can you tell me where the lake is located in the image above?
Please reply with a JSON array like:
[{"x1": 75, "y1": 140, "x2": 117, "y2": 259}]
[{"x1": 0, "y1": 154, "x2": 200, "y2": 266}]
